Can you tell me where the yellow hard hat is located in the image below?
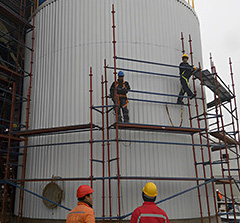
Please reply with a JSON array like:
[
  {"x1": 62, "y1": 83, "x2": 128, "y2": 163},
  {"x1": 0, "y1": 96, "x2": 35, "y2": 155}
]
[
  {"x1": 142, "y1": 182, "x2": 158, "y2": 197},
  {"x1": 182, "y1": 54, "x2": 189, "y2": 59}
]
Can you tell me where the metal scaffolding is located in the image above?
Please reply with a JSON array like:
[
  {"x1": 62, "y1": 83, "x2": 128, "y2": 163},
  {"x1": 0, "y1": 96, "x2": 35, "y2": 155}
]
[{"x1": 0, "y1": 3, "x2": 239, "y2": 223}]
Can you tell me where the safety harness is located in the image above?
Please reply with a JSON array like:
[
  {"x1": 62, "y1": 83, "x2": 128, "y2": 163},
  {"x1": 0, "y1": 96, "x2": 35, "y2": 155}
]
[
  {"x1": 116, "y1": 81, "x2": 128, "y2": 108},
  {"x1": 165, "y1": 104, "x2": 183, "y2": 127}
]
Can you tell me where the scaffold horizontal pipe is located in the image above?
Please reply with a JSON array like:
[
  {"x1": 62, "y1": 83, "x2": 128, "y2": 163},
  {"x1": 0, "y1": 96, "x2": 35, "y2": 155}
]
[
  {"x1": 96, "y1": 216, "x2": 120, "y2": 220},
  {"x1": 129, "y1": 89, "x2": 201, "y2": 100},
  {"x1": 0, "y1": 86, "x2": 28, "y2": 100},
  {"x1": 10, "y1": 139, "x2": 116, "y2": 149},
  {"x1": 0, "y1": 58, "x2": 31, "y2": 76},
  {"x1": 0, "y1": 30, "x2": 32, "y2": 50},
  {"x1": 118, "y1": 139, "x2": 217, "y2": 147},
  {"x1": 7, "y1": 176, "x2": 228, "y2": 183},
  {"x1": 128, "y1": 97, "x2": 189, "y2": 106},
  {"x1": 92, "y1": 105, "x2": 115, "y2": 109},
  {"x1": 106, "y1": 66, "x2": 179, "y2": 78},
  {"x1": 0, "y1": 117, "x2": 26, "y2": 127},
  {"x1": 191, "y1": 113, "x2": 221, "y2": 120},
  {"x1": 115, "y1": 56, "x2": 195, "y2": 70},
  {"x1": 0, "y1": 149, "x2": 23, "y2": 155},
  {"x1": 4, "y1": 179, "x2": 71, "y2": 211}
]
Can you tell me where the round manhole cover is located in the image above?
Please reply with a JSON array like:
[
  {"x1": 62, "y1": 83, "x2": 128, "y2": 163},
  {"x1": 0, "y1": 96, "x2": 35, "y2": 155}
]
[{"x1": 42, "y1": 182, "x2": 63, "y2": 209}]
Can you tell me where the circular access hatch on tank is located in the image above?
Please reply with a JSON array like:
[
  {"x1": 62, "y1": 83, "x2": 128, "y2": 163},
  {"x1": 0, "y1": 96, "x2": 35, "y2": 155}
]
[{"x1": 42, "y1": 182, "x2": 63, "y2": 209}]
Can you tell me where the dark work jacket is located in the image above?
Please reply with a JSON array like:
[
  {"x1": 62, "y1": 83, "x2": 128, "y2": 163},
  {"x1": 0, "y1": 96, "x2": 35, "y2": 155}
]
[
  {"x1": 179, "y1": 62, "x2": 194, "y2": 79},
  {"x1": 110, "y1": 80, "x2": 130, "y2": 99}
]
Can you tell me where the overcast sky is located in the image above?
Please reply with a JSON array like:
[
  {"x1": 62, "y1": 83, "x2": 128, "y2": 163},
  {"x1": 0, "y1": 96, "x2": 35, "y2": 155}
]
[{"x1": 194, "y1": 0, "x2": 240, "y2": 112}]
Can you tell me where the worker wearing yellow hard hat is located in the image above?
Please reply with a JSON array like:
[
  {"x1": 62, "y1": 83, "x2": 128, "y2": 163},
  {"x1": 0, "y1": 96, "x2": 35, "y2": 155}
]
[
  {"x1": 130, "y1": 182, "x2": 170, "y2": 223},
  {"x1": 177, "y1": 54, "x2": 198, "y2": 104}
]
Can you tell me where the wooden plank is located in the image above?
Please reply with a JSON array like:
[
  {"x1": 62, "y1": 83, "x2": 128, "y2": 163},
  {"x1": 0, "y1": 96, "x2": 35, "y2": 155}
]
[
  {"x1": 116, "y1": 123, "x2": 202, "y2": 135},
  {"x1": 210, "y1": 132, "x2": 238, "y2": 145},
  {"x1": 14, "y1": 124, "x2": 95, "y2": 137}
]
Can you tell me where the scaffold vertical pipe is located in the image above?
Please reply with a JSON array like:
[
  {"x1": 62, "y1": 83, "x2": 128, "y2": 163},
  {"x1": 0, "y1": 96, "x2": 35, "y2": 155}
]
[
  {"x1": 210, "y1": 54, "x2": 229, "y2": 221},
  {"x1": 90, "y1": 67, "x2": 93, "y2": 188},
  {"x1": 1, "y1": 82, "x2": 16, "y2": 223},
  {"x1": 183, "y1": 33, "x2": 204, "y2": 223},
  {"x1": 18, "y1": 4, "x2": 36, "y2": 221},
  {"x1": 181, "y1": 32, "x2": 185, "y2": 54},
  {"x1": 229, "y1": 99, "x2": 240, "y2": 180},
  {"x1": 104, "y1": 59, "x2": 113, "y2": 221},
  {"x1": 187, "y1": 35, "x2": 206, "y2": 223},
  {"x1": 213, "y1": 64, "x2": 237, "y2": 223},
  {"x1": 229, "y1": 58, "x2": 240, "y2": 180},
  {"x1": 101, "y1": 75, "x2": 105, "y2": 221},
  {"x1": 112, "y1": 4, "x2": 121, "y2": 220},
  {"x1": 198, "y1": 63, "x2": 219, "y2": 223}
]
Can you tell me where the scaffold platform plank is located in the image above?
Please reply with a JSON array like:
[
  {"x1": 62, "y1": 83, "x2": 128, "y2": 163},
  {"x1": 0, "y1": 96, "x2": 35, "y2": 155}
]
[
  {"x1": 216, "y1": 179, "x2": 234, "y2": 185},
  {"x1": 194, "y1": 69, "x2": 234, "y2": 108},
  {"x1": 0, "y1": 3, "x2": 33, "y2": 29},
  {"x1": 210, "y1": 131, "x2": 238, "y2": 145},
  {"x1": 113, "y1": 122, "x2": 203, "y2": 135},
  {"x1": 14, "y1": 124, "x2": 97, "y2": 137}
]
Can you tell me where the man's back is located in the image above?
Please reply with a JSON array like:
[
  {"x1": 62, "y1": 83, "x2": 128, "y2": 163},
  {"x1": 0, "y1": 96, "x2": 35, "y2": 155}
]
[
  {"x1": 130, "y1": 202, "x2": 170, "y2": 223},
  {"x1": 66, "y1": 202, "x2": 95, "y2": 223}
]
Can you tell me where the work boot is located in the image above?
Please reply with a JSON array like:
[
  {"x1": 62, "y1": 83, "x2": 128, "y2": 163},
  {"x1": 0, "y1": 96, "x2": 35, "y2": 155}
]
[
  {"x1": 177, "y1": 100, "x2": 184, "y2": 105},
  {"x1": 190, "y1": 94, "x2": 196, "y2": 99},
  {"x1": 118, "y1": 117, "x2": 123, "y2": 123}
]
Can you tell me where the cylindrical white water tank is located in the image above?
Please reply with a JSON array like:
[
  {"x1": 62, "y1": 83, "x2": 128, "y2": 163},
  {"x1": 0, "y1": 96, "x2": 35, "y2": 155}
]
[{"x1": 15, "y1": 0, "x2": 215, "y2": 221}]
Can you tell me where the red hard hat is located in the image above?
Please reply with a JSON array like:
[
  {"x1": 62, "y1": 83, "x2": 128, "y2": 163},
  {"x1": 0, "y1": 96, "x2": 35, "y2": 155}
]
[{"x1": 77, "y1": 185, "x2": 94, "y2": 198}]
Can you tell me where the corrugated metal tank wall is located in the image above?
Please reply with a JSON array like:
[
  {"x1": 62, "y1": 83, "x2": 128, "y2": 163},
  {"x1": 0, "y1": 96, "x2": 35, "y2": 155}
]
[{"x1": 15, "y1": 0, "x2": 215, "y2": 220}]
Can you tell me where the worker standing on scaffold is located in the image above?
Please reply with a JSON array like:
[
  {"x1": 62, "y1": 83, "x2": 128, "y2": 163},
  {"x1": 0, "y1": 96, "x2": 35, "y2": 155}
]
[
  {"x1": 130, "y1": 182, "x2": 170, "y2": 223},
  {"x1": 110, "y1": 71, "x2": 130, "y2": 122},
  {"x1": 177, "y1": 54, "x2": 197, "y2": 104}
]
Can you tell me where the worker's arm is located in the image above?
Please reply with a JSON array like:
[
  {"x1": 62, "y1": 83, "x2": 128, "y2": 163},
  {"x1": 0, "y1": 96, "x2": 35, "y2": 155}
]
[
  {"x1": 125, "y1": 82, "x2": 130, "y2": 93},
  {"x1": 85, "y1": 209, "x2": 95, "y2": 223},
  {"x1": 109, "y1": 82, "x2": 115, "y2": 98},
  {"x1": 179, "y1": 62, "x2": 194, "y2": 75},
  {"x1": 130, "y1": 209, "x2": 140, "y2": 223}
]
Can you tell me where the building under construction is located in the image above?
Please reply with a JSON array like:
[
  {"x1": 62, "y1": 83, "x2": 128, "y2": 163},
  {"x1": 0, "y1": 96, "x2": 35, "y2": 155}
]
[{"x1": 0, "y1": 0, "x2": 240, "y2": 222}]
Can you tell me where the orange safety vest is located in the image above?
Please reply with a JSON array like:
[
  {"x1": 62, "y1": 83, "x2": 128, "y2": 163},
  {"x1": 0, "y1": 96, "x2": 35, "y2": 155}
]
[
  {"x1": 217, "y1": 191, "x2": 223, "y2": 200},
  {"x1": 66, "y1": 202, "x2": 95, "y2": 223},
  {"x1": 115, "y1": 81, "x2": 128, "y2": 108}
]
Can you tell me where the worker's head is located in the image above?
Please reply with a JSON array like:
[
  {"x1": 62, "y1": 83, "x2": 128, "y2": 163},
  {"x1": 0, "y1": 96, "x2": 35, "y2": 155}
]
[
  {"x1": 118, "y1": 71, "x2": 124, "y2": 81},
  {"x1": 182, "y1": 54, "x2": 189, "y2": 63},
  {"x1": 142, "y1": 182, "x2": 158, "y2": 202},
  {"x1": 77, "y1": 185, "x2": 94, "y2": 206}
]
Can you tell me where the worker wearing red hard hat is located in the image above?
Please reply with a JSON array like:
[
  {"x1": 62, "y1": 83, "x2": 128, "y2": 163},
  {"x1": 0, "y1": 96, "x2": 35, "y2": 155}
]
[
  {"x1": 130, "y1": 182, "x2": 170, "y2": 223},
  {"x1": 66, "y1": 185, "x2": 95, "y2": 223}
]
